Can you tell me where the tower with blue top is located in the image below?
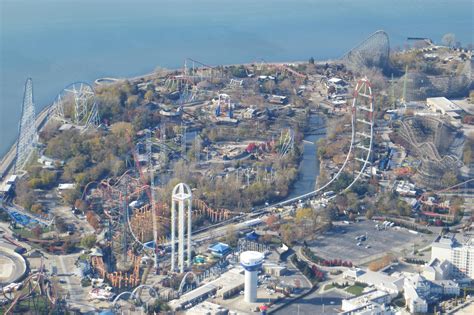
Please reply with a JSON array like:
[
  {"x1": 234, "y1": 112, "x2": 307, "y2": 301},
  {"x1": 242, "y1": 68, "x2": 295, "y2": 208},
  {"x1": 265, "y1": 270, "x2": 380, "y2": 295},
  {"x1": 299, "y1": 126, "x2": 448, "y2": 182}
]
[{"x1": 240, "y1": 251, "x2": 264, "y2": 303}]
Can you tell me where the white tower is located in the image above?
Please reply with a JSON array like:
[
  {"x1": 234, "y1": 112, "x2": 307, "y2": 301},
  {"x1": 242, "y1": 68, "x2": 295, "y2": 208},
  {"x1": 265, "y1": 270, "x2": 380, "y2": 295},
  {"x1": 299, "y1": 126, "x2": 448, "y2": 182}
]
[
  {"x1": 171, "y1": 183, "x2": 192, "y2": 273},
  {"x1": 240, "y1": 251, "x2": 264, "y2": 303}
]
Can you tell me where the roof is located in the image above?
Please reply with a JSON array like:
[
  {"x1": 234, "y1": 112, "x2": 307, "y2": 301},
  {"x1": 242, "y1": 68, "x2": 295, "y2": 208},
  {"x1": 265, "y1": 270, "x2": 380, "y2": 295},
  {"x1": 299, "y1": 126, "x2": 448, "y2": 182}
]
[
  {"x1": 240, "y1": 251, "x2": 264, "y2": 265},
  {"x1": 342, "y1": 289, "x2": 390, "y2": 311},
  {"x1": 0, "y1": 184, "x2": 12, "y2": 193},
  {"x1": 357, "y1": 270, "x2": 405, "y2": 293},
  {"x1": 185, "y1": 301, "x2": 227, "y2": 315},
  {"x1": 90, "y1": 247, "x2": 103, "y2": 257},
  {"x1": 427, "y1": 97, "x2": 461, "y2": 112},
  {"x1": 7, "y1": 175, "x2": 18, "y2": 183},
  {"x1": 58, "y1": 183, "x2": 76, "y2": 190},
  {"x1": 328, "y1": 77, "x2": 343, "y2": 84},
  {"x1": 169, "y1": 283, "x2": 218, "y2": 310},
  {"x1": 208, "y1": 242, "x2": 230, "y2": 253},
  {"x1": 245, "y1": 231, "x2": 260, "y2": 240}
]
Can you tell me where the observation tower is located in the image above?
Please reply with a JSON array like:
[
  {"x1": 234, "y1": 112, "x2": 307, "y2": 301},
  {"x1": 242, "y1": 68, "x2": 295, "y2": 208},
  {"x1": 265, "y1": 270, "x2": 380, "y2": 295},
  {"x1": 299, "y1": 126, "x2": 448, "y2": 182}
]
[{"x1": 240, "y1": 251, "x2": 264, "y2": 303}]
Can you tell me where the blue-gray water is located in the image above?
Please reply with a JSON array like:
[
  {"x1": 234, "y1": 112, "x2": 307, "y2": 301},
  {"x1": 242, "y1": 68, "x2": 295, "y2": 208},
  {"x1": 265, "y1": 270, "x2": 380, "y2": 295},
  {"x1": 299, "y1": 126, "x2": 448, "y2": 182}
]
[{"x1": 1, "y1": 0, "x2": 472, "y2": 157}]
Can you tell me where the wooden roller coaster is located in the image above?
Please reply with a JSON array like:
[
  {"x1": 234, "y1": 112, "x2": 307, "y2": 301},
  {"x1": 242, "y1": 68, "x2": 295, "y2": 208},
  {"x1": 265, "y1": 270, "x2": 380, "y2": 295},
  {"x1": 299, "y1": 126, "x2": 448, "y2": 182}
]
[{"x1": 91, "y1": 250, "x2": 141, "y2": 289}]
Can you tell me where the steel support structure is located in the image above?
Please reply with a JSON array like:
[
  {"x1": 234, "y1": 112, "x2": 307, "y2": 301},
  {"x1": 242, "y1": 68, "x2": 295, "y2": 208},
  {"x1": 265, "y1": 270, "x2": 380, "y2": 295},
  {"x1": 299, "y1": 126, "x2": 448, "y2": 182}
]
[
  {"x1": 15, "y1": 78, "x2": 38, "y2": 172},
  {"x1": 171, "y1": 183, "x2": 192, "y2": 273}
]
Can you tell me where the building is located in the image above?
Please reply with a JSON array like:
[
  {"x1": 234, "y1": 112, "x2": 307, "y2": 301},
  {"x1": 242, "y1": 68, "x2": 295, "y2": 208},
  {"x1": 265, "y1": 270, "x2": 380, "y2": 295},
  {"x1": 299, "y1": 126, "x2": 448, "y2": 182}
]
[
  {"x1": 423, "y1": 258, "x2": 451, "y2": 281},
  {"x1": 343, "y1": 268, "x2": 365, "y2": 280},
  {"x1": 242, "y1": 108, "x2": 258, "y2": 119},
  {"x1": 404, "y1": 274, "x2": 430, "y2": 313},
  {"x1": 262, "y1": 262, "x2": 287, "y2": 277},
  {"x1": 168, "y1": 268, "x2": 245, "y2": 311},
  {"x1": 426, "y1": 97, "x2": 462, "y2": 119},
  {"x1": 431, "y1": 234, "x2": 474, "y2": 279},
  {"x1": 403, "y1": 273, "x2": 460, "y2": 313},
  {"x1": 168, "y1": 283, "x2": 218, "y2": 311},
  {"x1": 341, "y1": 289, "x2": 392, "y2": 313},
  {"x1": 208, "y1": 242, "x2": 231, "y2": 257},
  {"x1": 347, "y1": 269, "x2": 404, "y2": 296},
  {"x1": 269, "y1": 95, "x2": 288, "y2": 105},
  {"x1": 57, "y1": 183, "x2": 76, "y2": 191},
  {"x1": 339, "y1": 302, "x2": 395, "y2": 315},
  {"x1": 185, "y1": 301, "x2": 228, "y2": 315}
]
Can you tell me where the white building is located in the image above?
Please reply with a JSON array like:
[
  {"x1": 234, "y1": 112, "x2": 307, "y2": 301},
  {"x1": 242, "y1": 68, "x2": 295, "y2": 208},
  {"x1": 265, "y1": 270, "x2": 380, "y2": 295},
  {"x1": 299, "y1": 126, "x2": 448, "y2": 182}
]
[
  {"x1": 341, "y1": 289, "x2": 392, "y2": 313},
  {"x1": 186, "y1": 301, "x2": 228, "y2": 315},
  {"x1": 426, "y1": 97, "x2": 462, "y2": 119},
  {"x1": 403, "y1": 273, "x2": 460, "y2": 313},
  {"x1": 339, "y1": 302, "x2": 395, "y2": 315},
  {"x1": 431, "y1": 234, "x2": 474, "y2": 279},
  {"x1": 422, "y1": 258, "x2": 451, "y2": 281},
  {"x1": 404, "y1": 274, "x2": 430, "y2": 313},
  {"x1": 348, "y1": 269, "x2": 404, "y2": 296}
]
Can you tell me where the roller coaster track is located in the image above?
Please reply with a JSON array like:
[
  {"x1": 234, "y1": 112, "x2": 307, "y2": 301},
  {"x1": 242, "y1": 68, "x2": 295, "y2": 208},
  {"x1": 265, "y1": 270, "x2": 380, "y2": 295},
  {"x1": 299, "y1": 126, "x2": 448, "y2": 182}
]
[
  {"x1": 272, "y1": 78, "x2": 375, "y2": 206},
  {"x1": 397, "y1": 117, "x2": 461, "y2": 169},
  {"x1": 3, "y1": 259, "x2": 57, "y2": 314}
]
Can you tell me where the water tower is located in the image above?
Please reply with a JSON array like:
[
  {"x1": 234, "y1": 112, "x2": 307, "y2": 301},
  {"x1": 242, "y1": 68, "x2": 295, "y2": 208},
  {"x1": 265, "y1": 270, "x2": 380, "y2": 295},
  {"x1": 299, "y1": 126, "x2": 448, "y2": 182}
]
[{"x1": 240, "y1": 251, "x2": 264, "y2": 303}]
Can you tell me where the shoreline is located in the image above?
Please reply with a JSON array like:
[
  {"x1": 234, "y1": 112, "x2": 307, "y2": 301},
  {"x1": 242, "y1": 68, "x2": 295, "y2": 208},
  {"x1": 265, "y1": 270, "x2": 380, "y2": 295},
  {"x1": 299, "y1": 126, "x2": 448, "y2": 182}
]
[{"x1": 0, "y1": 58, "x2": 337, "y2": 178}]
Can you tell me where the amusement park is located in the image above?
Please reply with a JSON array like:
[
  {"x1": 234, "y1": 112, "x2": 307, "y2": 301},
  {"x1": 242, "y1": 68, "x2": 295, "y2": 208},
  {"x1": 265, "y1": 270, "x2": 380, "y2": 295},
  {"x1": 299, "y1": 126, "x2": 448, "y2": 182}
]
[{"x1": 0, "y1": 27, "x2": 473, "y2": 315}]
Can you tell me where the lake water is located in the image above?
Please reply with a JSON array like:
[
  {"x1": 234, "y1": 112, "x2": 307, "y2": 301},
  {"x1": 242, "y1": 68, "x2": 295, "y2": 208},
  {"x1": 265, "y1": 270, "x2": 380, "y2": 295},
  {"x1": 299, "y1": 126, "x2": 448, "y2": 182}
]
[{"x1": 1, "y1": 0, "x2": 472, "y2": 156}]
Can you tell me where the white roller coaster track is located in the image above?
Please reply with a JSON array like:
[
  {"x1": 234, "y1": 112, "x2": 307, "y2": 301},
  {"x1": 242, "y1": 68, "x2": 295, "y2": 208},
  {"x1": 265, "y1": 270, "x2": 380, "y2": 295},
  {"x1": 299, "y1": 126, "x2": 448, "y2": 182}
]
[{"x1": 273, "y1": 78, "x2": 374, "y2": 206}]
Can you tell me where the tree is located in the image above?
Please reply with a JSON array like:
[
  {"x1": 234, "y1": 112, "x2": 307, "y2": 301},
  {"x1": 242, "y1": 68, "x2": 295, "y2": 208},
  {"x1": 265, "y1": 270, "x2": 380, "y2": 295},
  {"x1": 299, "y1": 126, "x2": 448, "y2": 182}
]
[
  {"x1": 55, "y1": 217, "x2": 68, "y2": 233},
  {"x1": 15, "y1": 180, "x2": 36, "y2": 211},
  {"x1": 365, "y1": 208, "x2": 374, "y2": 219},
  {"x1": 263, "y1": 80, "x2": 276, "y2": 94},
  {"x1": 86, "y1": 211, "x2": 100, "y2": 230},
  {"x1": 32, "y1": 225, "x2": 43, "y2": 238},
  {"x1": 266, "y1": 215, "x2": 278, "y2": 229},
  {"x1": 31, "y1": 203, "x2": 44, "y2": 214},
  {"x1": 144, "y1": 90, "x2": 154, "y2": 102},
  {"x1": 368, "y1": 254, "x2": 393, "y2": 271},
  {"x1": 280, "y1": 223, "x2": 296, "y2": 244},
  {"x1": 225, "y1": 225, "x2": 238, "y2": 247},
  {"x1": 442, "y1": 171, "x2": 458, "y2": 188},
  {"x1": 80, "y1": 234, "x2": 97, "y2": 249},
  {"x1": 442, "y1": 33, "x2": 456, "y2": 47},
  {"x1": 295, "y1": 207, "x2": 313, "y2": 222}
]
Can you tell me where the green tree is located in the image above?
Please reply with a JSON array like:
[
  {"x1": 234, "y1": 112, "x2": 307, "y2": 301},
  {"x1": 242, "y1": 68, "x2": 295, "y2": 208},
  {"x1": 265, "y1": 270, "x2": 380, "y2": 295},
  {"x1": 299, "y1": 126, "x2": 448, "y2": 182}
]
[{"x1": 80, "y1": 234, "x2": 97, "y2": 249}]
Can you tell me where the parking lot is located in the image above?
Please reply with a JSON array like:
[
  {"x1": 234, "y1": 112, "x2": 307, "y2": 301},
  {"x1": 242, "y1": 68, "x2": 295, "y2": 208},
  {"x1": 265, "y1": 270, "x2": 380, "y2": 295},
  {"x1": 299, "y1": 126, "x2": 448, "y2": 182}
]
[
  {"x1": 275, "y1": 290, "x2": 349, "y2": 315},
  {"x1": 307, "y1": 219, "x2": 435, "y2": 265}
]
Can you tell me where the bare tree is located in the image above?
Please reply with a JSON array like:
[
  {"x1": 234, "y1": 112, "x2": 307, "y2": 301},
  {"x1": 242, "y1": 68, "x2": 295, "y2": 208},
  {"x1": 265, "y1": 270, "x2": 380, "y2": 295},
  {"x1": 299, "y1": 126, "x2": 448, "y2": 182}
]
[{"x1": 442, "y1": 33, "x2": 456, "y2": 47}]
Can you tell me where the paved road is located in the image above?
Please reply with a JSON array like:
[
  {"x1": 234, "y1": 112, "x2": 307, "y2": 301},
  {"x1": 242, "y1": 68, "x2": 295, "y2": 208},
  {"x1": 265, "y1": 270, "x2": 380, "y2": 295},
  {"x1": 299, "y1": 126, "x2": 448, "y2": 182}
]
[{"x1": 0, "y1": 245, "x2": 27, "y2": 285}]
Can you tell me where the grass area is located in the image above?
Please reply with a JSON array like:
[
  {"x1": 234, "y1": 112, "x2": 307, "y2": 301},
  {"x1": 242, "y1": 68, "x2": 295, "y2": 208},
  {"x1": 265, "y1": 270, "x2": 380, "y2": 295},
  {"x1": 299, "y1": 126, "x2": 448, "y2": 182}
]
[
  {"x1": 11, "y1": 226, "x2": 35, "y2": 239},
  {"x1": 324, "y1": 283, "x2": 335, "y2": 291},
  {"x1": 345, "y1": 284, "x2": 366, "y2": 296}
]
